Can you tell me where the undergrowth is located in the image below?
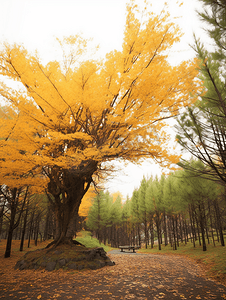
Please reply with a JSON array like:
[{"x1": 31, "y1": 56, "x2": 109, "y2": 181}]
[{"x1": 75, "y1": 230, "x2": 113, "y2": 252}]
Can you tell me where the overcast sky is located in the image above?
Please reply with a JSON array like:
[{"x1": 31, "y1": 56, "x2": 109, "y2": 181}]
[
  {"x1": 0, "y1": 0, "x2": 208, "y2": 198},
  {"x1": 0, "y1": 0, "x2": 206, "y2": 61}
]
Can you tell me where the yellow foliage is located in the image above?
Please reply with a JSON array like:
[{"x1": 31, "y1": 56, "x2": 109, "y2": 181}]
[
  {"x1": 78, "y1": 187, "x2": 96, "y2": 217},
  {"x1": 0, "y1": 1, "x2": 202, "y2": 191}
]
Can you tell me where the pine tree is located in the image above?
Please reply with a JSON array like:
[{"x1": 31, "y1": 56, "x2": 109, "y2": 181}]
[
  {"x1": 130, "y1": 189, "x2": 141, "y2": 246},
  {"x1": 176, "y1": 0, "x2": 226, "y2": 184},
  {"x1": 121, "y1": 197, "x2": 132, "y2": 245},
  {"x1": 86, "y1": 191, "x2": 108, "y2": 243},
  {"x1": 175, "y1": 161, "x2": 224, "y2": 250},
  {"x1": 138, "y1": 177, "x2": 149, "y2": 248},
  {"x1": 108, "y1": 195, "x2": 122, "y2": 248}
]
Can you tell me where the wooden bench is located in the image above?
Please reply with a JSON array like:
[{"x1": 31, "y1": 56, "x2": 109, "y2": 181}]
[{"x1": 119, "y1": 245, "x2": 140, "y2": 253}]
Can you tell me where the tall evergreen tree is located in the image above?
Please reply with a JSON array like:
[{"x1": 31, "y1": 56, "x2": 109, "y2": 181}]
[
  {"x1": 108, "y1": 195, "x2": 122, "y2": 247},
  {"x1": 138, "y1": 178, "x2": 149, "y2": 248},
  {"x1": 198, "y1": 0, "x2": 226, "y2": 63},
  {"x1": 86, "y1": 191, "x2": 110, "y2": 243},
  {"x1": 130, "y1": 189, "x2": 141, "y2": 246},
  {"x1": 121, "y1": 197, "x2": 131, "y2": 245},
  {"x1": 145, "y1": 176, "x2": 165, "y2": 250},
  {"x1": 176, "y1": 0, "x2": 226, "y2": 184},
  {"x1": 176, "y1": 161, "x2": 225, "y2": 250},
  {"x1": 163, "y1": 173, "x2": 182, "y2": 249}
]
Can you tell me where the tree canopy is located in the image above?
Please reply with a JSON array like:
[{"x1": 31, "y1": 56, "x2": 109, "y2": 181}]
[{"x1": 0, "y1": 1, "x2": 201, "y2": 245}]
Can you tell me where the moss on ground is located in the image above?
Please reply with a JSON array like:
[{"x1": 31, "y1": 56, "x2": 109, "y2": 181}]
[{"x1": 15, "y1": 241, "x2": 114, "y2": 271}]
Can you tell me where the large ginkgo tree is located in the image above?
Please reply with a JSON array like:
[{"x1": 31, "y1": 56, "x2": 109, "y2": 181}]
[{"x1": 0, "y1": 2, "x2": 201, "y2": 246}]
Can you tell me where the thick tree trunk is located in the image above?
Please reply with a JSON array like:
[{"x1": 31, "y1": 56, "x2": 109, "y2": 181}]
[
  {"x1": 47, "y1": 168, "x2": 94, "y2": 248},
  {"x1": 53, "y1": 203, "x2": 81, "y2": 246}
]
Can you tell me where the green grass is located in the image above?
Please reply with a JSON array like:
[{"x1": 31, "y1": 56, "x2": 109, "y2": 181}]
[
  {"x1": 138, "y1": 240, "x2": 226, "y2": 281},
  {"x1": 75, "y1": 230, "x2": 114, "y2": 252},
  {"x1": 75, "y1": 231, "x2": 226, "y2": 283}
]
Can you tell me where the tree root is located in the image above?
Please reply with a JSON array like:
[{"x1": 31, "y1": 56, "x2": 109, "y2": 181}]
[{"x1": 45, "y1": 239, "x2": 85, "y2": 250}]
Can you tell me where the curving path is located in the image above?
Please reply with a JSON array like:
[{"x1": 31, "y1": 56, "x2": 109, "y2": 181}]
[
  {"x1": 0, "y1": 250, "x2": 226, "y2": 299},
  {"x1": 108, "y1": 250, "x2": 226, "y2": 299}
]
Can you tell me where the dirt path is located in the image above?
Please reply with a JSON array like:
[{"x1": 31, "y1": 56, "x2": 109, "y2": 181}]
[{"x1": 0, "y1": 250, "x2": 226, "y2": 299}]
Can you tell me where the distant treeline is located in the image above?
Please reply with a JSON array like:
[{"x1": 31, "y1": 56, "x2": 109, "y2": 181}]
[{"x1": 86, "y1": 163, "x2": 226, "y2": 251}]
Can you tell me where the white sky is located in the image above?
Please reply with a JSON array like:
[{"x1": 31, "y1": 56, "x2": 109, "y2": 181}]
[{"x1": 0, "y1": 0, "x2": 208, "y2": 198}]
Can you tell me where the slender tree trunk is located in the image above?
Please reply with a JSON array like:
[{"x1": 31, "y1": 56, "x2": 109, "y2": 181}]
[
  {"x1": 182, "y1": 216, "x2": 188, "y2": 244},
  {"x1": 208, "y1": 199, "x2": 215, "y2": 246},
  {"x1": 14, "y1": 225, "x2": 19, "y2": 240},
  {"x1": 198, "y1": 203, "x2": 207, "y2": 251},
  {"x1": 155, "y1": 212, "x2": 161, "y2": 250},
  {"x1": 43, "y1": 205, "x2": 52, "y2": 241},
  {"x1": 137, "y1": 224, "x2": 141, "y2": 247},
  {"x1": 144, "y1": 217, "x2": 148, "y2": 249},
  {"x1": 172, "y1": 215, "x2": 177, "y2": 250},
  {"x1": 179, "y1": 214, "x2": 184, "y2": 244},
  {"x1": 194, "y1": 210, "x2": 201, "y2": 246},
  {"x1": 132, "y1": 224, "x2": 135, "y2": 246},
  {"x1": 103, "y1": 226, "x2": 107, "y2": 246},
  {"x1": 34, "y1": 216, "x2": 40, "y2": 246},
  {"x1": 175, "y1": 215, "x2": 179, "y2": 247},
  {"x1": 27, "y1": 212, "x2": 34, "y2": 248},
  {"x1": 163, "y1": 211, "x2": 168, "y2": 246},
  {"x1": 4, "y1": 223, "x2": 9, "y2": 239},
  {"x1": 214, "y1": 199, "x2": 225, "y2": 246},
  {"x1": 0, "y1": 197, "x2": 7, "y2": 240},
  {"x1": 20, "y1": 198, "x2": 30, "y2": 251},
  {"x1": 168, "y1": 214, "x2": 173, "y2": 247},
  {"x1": 189, "y1": 205, "x2": 196, "y2": 247},
  {"x1": 19, "y1": 214, "x2": 27, "y2": 251},
  {"x1": 4, "y1": 203, "x2": 17, "y2": 258},
  {"x1": 202, "y1": 201, "x2": 209, "y2": 244},
  {"x1": 149, "y1": 215, "x2": 154, "y2": 249},
  {"x1": 5, "y1": 187, "x2": 28, "y2": 258}
]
